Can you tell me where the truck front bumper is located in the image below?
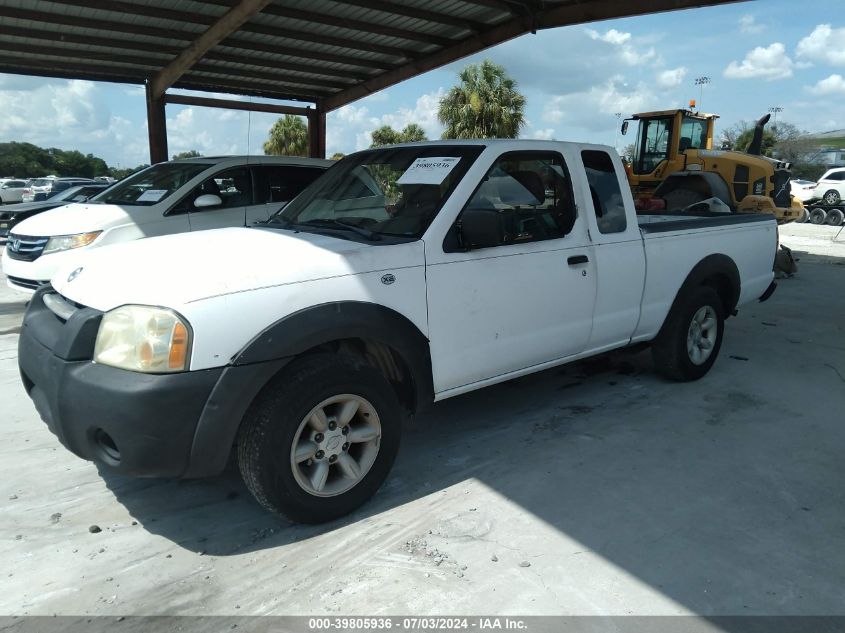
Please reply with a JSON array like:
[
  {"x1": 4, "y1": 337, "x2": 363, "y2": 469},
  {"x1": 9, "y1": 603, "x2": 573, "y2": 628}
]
[{"x1": 18, "y1": 292, "x2": 224, "y2": 477}]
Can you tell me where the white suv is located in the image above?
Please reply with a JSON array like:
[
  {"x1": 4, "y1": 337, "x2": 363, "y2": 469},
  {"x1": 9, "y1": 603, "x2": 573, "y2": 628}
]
[
  {"x1": 812, "y1": 167, "x2": 845, "y2": 205},
  {"x1": 2, "y1": 155, "x2": 330, "y2": 292}
]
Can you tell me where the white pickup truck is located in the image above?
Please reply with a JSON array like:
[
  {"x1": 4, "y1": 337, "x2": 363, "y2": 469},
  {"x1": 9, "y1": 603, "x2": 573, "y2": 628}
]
[{"x1": 18, "y1": 140, "x2": 778, "y2": 523}]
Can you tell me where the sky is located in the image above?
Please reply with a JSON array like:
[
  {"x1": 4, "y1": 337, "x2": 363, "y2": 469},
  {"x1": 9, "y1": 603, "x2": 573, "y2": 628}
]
[{"x1": 0, "y1": 0, "x2": 843, "y2": 169}]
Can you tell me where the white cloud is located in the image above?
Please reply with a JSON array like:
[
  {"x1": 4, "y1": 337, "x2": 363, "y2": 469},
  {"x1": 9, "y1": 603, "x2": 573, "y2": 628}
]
[
  {"x1": 656, "y1": 67, "x2": 687, "y2": 90},
  {"x1": 739, "y1": 15, "x2": 764, "y2": 34},
  {"x1": 723, "y1": 43, "x2": 793, "y2": 80},
  {"x1": 527, "y1": 128, "x2": 555, "y2": 140},
  {"x1": 377, "y1": 88, "x2": 444, "y2": 138},
  {"x1": 586, "y1": 28, "x2": 631, "y2": 45},
  {"x1": 586, "y1": 27, "x2": 658, "y2": 66},
  {"x1": 326, "y1": 89, "x2": 446, "y2": 155},
  {"x1": 543, "y1": 77, "x2": 660, "y2": 132},
  {"x1": 812, "y1": 74, "x2": 845, "y2": 95},
  {"x1": 796, "y1": 24, "x2": 845, "y2": 66}
]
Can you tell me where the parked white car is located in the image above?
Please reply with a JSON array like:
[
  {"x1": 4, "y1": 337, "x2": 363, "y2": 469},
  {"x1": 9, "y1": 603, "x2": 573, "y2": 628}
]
[
  {"x1": 0, "y1": 179, "x2": 29, "y2": 204},
  {"x1": 811, "y1": 167, "x2": 845, "y2": 205},
  {"x1": 2, "y1": 155, "x2": 330, "y2": 292},
  {"x1": 790, "y1": 179, "x2": 818, "y2": 203},
  {"x1": 17, "y1": 140, "x2": 779, "y2": 523}
]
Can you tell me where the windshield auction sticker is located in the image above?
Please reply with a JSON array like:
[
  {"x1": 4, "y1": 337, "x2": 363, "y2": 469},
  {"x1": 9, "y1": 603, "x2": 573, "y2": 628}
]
[
  {"x1": 136, "y1": 189, "x2": 168, "y2": 203},
  {"x1": 397, "y1": 157, "x2": 461, "y2": 185}
]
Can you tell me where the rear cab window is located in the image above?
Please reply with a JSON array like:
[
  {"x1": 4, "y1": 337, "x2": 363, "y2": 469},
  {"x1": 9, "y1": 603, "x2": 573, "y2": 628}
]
[{"x1": 582, "y1": 150, "x2": 628, "y2": 235}]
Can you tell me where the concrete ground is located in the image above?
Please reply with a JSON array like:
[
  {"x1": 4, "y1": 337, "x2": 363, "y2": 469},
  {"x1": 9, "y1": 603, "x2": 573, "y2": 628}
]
[{"x1": 1, "y1": 222, "x2": 844, "y2": 617}]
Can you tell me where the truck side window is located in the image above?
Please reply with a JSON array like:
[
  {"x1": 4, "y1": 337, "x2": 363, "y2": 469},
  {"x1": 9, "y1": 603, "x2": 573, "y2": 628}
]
[
  {"x1": 582, "y1": 150, "x2": 627, "y2": 234},
  {"x1": 455, "y1": 151, "x2": 576, "y2": 248}
]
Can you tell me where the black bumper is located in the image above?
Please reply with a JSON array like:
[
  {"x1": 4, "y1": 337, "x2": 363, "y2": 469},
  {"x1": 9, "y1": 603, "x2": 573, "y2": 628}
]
[{"x1": 17, "y1": 289, "x2": 286, "y2": 478}]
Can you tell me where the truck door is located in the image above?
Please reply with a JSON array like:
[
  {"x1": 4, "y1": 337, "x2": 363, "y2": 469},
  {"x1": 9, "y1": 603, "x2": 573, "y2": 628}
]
[
  {"x1": 580, "y1": 149, "x2": 647, "y2": 352},
  {"x1": 425, "y1": 149, "x2": 598, "y2": 396}
]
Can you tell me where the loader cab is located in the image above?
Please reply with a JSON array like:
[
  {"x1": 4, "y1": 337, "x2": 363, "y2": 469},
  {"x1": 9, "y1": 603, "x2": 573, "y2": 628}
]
[{"x1": 624, "y1": 109, "x2": 717, "y2": 178}]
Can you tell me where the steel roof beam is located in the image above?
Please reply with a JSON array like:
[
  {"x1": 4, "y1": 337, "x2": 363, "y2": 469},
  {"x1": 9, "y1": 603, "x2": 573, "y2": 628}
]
[
  {"x1": 45, "y1": 0, "x2": 418, "y2": 59},
  {"x1": 335, "y1": 0, "x2": 490, "y2": 31},
  {"x1": 323, "y1": 0, "x2": 746, "y2": 111},
  {"x1": 149, "y1": 0, "x2": 274, "y2": 99},
  {"x1": 0, "y1": 7, "x2": 396, "y2": 72},
  {"x1": 0, "y1": 26, "x2": 373, "y2": 81}
]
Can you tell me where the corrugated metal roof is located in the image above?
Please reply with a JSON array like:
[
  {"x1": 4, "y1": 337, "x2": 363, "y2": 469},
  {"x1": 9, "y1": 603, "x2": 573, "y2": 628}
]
[{"x1": 0, "y1": 0, "x2": 744, "y2": 109}]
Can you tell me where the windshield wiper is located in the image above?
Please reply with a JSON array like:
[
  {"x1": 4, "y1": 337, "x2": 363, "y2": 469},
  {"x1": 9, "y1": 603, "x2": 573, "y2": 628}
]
[
  {"x1": 298, "y1": 218, "x2": 382, "y2": 241},
  {"x1": 258, "y1": 215, "x2": 295, "y2": 228}
]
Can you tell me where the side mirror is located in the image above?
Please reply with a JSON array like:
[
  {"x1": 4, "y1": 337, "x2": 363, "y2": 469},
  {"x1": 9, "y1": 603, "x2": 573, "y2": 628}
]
[
  {"x1": 194, "y1": 193, "x2": 222, "y2": 209},
  {"x1": 621, "y1": 121, "x2": 629, "y2": 136},
  {"x1": 458, "y1": 208, "x2": 505, "y2": 250}
]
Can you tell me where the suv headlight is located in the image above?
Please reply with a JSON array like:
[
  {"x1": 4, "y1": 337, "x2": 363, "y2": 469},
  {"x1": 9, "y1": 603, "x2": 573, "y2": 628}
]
[
  {"x1": 43, "y1": 231, "x2": 102, "y2": 255},
  {"x1": 94, "y1": 305, "x2": 192, "y2": 373}
]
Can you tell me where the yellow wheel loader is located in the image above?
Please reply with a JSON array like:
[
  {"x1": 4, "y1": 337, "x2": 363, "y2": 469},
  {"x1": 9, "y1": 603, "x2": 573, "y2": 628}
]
[{"x1": 621, "y1": 108, "x2": 803, "y2": 224}]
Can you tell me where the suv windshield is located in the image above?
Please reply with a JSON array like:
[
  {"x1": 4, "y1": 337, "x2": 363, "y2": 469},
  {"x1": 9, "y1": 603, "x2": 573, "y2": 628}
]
[
  {"x1": 273, "y1": 145, "x2": 483, "y2": 241},
  {"x1": 91, "y1": 162, "x2": 212, "y2": 206}
]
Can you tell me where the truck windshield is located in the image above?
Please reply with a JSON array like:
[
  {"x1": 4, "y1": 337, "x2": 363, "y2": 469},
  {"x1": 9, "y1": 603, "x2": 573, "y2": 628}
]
[
  {"x1": 90, "y1": 162, "x2": 212, "y2": 206},
  {"x1": 633, "y1": 116, "x2": 673, "y2": 175},
  {"x1": 272, "y1": 145, "x2": 484, "y2": 241}
]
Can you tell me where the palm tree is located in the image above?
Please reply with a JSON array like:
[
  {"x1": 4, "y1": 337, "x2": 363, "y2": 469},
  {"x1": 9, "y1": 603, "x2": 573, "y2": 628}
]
[
  {"x1": 370, "y1": 123, "x2": 428, "y2": 147},
  {"x1": 264, "y1": 115, "x2": 308, "y2": 156},
  {"x1": 438, "y1": 60, "x2": 526, "y2": 139}
]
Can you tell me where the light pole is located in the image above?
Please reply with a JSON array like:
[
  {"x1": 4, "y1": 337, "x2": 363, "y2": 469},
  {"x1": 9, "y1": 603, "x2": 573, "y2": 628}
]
[
  {"x1": 694, "y1": 76, "x2": 711, "y2": 110},
  {"x1": 768, "y1": 106, "x2": 783, "y2": 134}
]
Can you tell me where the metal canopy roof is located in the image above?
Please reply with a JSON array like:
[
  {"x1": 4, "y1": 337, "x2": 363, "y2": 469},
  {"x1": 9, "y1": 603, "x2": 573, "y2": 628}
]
[{"x1": 0, "y1": 0, "x2": 742, "y2": 114}]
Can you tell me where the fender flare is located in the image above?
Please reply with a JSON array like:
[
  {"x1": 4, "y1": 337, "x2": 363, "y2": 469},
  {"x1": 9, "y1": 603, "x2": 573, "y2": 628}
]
[
  {"x1": 662, "y1": 254, "x2": 741, "y2": 330},
  {"x1": 185, "y1": 302, "x2": 433, "y2": 477}
]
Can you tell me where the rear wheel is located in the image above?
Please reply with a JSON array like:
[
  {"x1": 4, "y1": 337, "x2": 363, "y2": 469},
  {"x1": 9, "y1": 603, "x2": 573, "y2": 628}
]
[
  {"x1": 652, "y1": 285, "x2": 725, "y2": 382},
  {"x1": 237, "y1": 353, "x2": 402, "y2": 523},
  {"x1": 822, "y1": 190, "x2": 841, "y2": 205},
  {"x1": 809, "y1": 208, "x2": 827, "y2": 225},
  {"x1": 797, "y1": 207, "x2": 809, "y2": 223},
  {"x1": 826, "y1": 208, "x2": 844, "y2": 226}
]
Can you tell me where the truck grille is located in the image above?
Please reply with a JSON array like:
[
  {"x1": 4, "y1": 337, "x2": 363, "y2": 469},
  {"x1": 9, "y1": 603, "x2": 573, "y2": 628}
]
[{"x1": 6, "y1": 234, "x2": 48, "y2": 261}]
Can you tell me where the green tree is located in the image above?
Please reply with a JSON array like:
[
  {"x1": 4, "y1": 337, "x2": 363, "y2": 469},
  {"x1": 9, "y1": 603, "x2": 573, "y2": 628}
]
[
  {"x1": 369, "y1": 123, "x2": 428, "y2": 147},
  {"x1": 438, "y1": 60, "x2": 526, "y2": 139},
  {"x1": 172, "y1": 150, "x2": 202, "y2": 159},
  {"x1": 720, "y1": 119, "x2": 824, "y2": 180},
  {"x1": 330, "y1": 152, "x2": 346, "y2": 160},
  {"x1": 264, "y1": 115, "x2": 309, "y2": 157}
]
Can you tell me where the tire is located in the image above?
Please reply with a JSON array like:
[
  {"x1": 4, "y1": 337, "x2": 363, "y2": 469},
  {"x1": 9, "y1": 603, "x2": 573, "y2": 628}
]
[
  {"x1": 797, "y1": 207, "x2": 809, "y2": 223},
  {"x1": 809, "y1": 208, "x2": 827, "y2": 225},
  {"x1": 826, "y1": 208, "x2": 845, "y2": 226},
  {"x1": 652, "y1": 285, "x2": 725, "y2": 382},
  {"x1": 822, "y1": 190, "x2": 841, "y2": 205},
  {"x1": 237, "y1": 353, "x2": 402, "y2": 524}
]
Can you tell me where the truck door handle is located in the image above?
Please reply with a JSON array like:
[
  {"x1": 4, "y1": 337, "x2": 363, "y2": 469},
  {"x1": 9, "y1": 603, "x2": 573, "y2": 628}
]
[{"x1": 567, "y1": 254, "x2": 589, "y2": 265}]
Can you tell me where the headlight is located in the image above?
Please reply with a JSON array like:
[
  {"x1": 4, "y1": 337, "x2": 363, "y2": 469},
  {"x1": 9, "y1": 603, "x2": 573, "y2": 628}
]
[
  {"x1": 43, "y1": 231, "x2": 101, "y2": 255},
  {"x1": 94, "y1": 305, "x2": 192, "y2": 373}
]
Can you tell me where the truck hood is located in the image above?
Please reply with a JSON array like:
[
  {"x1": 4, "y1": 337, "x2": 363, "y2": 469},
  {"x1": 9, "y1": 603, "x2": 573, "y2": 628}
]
[
  {"x1": 11, "y1": 202, "x2": 139, "y2": 236},
  {"x1": 52, "y1": 227, "x2": 424, "y2": 312}
]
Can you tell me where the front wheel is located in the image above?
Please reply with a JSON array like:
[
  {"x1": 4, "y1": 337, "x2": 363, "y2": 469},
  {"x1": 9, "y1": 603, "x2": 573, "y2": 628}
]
[
  {"x1": 237, "y1": 353, "x2": 402, "y2": 523},
  {"x1": 652, "y1": 285, "x2": 725, "y2": 381},
  {"x1": 823, "y1": 190, "x2": 841, "y2": 205}
]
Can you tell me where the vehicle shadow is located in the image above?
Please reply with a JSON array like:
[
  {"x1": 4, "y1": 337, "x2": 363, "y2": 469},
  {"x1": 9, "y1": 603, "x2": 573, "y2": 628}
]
[
  {"x1": 100, "y1": 260, "x2": 845, "y2": 614},
  {"x1": 98, "y1": 348, "x2": 651, "y2": 557}
]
